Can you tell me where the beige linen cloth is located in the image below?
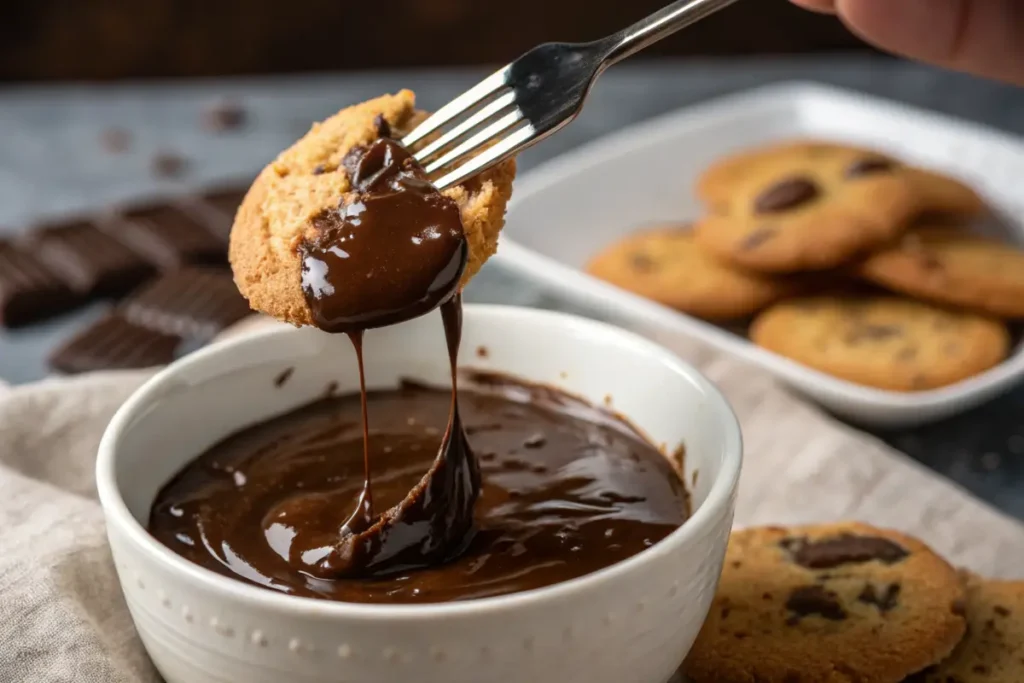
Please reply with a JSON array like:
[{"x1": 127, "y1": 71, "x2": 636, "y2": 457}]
[{"x1": 1, "y1": 316, "x2": 1023, "y2": 683}]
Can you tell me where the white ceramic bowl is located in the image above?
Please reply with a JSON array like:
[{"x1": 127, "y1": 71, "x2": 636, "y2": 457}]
[{"x1": 96, "y1": 305, "x2": 742, "y2": 683}]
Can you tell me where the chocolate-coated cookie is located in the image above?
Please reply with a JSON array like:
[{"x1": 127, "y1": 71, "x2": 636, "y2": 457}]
[
  {"x1": 585, "y1": 226, "x2": 803, "y2": 320},
  {"x1": 229, "y1": 90, "x2": 515, "y2": 327},
  {"x1": 692, "y1": 141, "x2": 982, "y2": 273},
  {"x1": 683, "y1": 523, "x2": 967, "y2": 683},
  {"x1": 858, "y1": 224, "x2": 1024, "y2": 319},
  {"x1": 749, "y1": 295, "x2": 1009, "y2": 391},
  {"x1": 909, "y1": 573, "x2": 1024, "y2": 682}
]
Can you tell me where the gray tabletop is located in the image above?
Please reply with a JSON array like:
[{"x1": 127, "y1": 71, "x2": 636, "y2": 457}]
[{"x1": 3, "y1": 56, "x2": 1024, "y2": 519}]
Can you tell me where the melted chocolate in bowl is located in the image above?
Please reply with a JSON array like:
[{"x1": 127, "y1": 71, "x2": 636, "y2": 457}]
[
  {"x1": 295, "y1": 134, "x2": 479, "y2": 578},
  {"x1": 149, "y1": 378, "x2": 690, "y2": 604},
  {"x1": 153, "y1": 132, "x2": 689, "y2": 603}
]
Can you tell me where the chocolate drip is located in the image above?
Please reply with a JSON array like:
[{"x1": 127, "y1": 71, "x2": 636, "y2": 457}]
[{"x1": 293, "y1": 135, "x2": 478, "y2": 578}]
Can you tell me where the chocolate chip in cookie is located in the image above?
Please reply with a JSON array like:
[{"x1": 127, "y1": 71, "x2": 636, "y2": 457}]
[
  {"x1": 845, "y1": 157, "x2": 896, "y2": 178},
  {"x1": 754, "y1": 176, "x2": 821, "y2": 214},
  {"x1": 785, "y1": 585, "x2": 847, "y2": 624},
  {"x1": 782, "y1": 533, "x2": 909, "y2": 569},
  {"x1": 858, "y1": 582, "x2": 901, "y2": 613}
]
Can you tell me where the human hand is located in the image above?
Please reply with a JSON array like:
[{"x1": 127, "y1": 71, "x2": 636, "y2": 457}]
[{"x1": 791, "y1": 0, "x2": 1024, "y2": 86}]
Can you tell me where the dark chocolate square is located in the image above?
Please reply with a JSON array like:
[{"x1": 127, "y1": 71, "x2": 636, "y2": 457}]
[
  {"x1": 198, "y1": 187, "x2": 248, "y2": 243},
  {"x1": 0, "y1": 239, "x2": 83, "y2": 328},
  {"x1": 48, "y1": 313, "x2": 181, "y2": 374},
  {"x1": 202, "y1": 188, "x2": 247, "y2": 217},
  {"x1": 28, "y1": 219, "x2": 155, "y2": 298},
  {"x1": 121, "y1": 267, "x2": 251, "y2": 340},
  {"x1": 107, "y1": 204, "x2": 226, "y2": 268}
]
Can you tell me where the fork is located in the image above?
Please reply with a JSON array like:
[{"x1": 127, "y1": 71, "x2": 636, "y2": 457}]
[{"x1": 402, "y1": 0, "x2": 741, "y2": 191}]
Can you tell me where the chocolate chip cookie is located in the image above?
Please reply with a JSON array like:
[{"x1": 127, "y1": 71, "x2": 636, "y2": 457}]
[
  {"x1": 229, "y1": 90, "x2": 515, "y2": 327},
  {"x1": 683, "y1": 523, "x2": 967, "y2": 683},
  {"x1": 908, "y1": 573, "x2": 1024, "y2": 682},
  {"x1": 858, "y1": 224, "x2": 1024, "y2": 319},
  {"x1": 749, "y1": 295, "x2": 1009, "y2": 391},
  {"x1": 692, "y1": 141, "x2": 982, "y2": 273},
  {"x1": 584, "y1": 226, "x2": 803, "y2": 320}
]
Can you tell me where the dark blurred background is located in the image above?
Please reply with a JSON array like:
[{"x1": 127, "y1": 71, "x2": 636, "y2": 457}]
[{"x1": 3, "y1": 0, "x2": 869, "y2": 81}]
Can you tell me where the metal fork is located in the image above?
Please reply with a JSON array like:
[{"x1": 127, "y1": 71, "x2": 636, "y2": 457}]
[{"x1": 402, "y1": 0, "x2": 741, "y2": 191}]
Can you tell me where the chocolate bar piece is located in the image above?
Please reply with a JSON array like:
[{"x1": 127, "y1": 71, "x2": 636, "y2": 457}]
[
  {"x1": 49, "y1": 313, "x2": 181, "y2": 374},
  {"x1": 199, "y1": 187, "x2": 248, "y2": 242},
  {"x1": 202, "y1": 188, "x2": 247, "y2": 217},
  {"x1": 0, "y1": 239, "x2": 82, "y2": 328},
  {"x1": 121, "y1": 267, "x2": 251, "y2": 340},
  {"x1": 107, "y1": 204, "x2": 226, "y2": 268},
  {"x1": 28, "y1": 220, "x2": 155, "y2": 298}
]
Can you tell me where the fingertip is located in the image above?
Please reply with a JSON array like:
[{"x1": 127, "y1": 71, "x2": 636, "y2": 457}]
[
  {"x1": 790, "y1": 0, "x2": 838, "y2": 14},
  {"x1": 833, "y1": 0, "x2": 953, "y2": 62}
]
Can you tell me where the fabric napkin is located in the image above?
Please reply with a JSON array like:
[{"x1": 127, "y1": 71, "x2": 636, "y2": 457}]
[{"x1": 1, "y1": 317, "x2": 1022, "y2": 683}]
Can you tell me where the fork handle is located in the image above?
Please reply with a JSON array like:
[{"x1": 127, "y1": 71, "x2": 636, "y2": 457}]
[{"x1": 602, "y1": 0, "x2": 742, "y2": 67}]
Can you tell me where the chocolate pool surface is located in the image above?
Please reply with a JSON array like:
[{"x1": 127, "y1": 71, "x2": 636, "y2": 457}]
[{"x1": 149, "y1": 379, "x2": 690, "y2": 604}]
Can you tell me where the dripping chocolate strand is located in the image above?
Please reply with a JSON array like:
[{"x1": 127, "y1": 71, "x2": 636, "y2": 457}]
[{"x1": 341, "y1": 330, "x2": 374, "y2": 535}]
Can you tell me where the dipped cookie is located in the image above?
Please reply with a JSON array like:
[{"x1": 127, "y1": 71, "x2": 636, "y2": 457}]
[{"x1": 229, "y1": 90, "x2": 515, "y2": 327}]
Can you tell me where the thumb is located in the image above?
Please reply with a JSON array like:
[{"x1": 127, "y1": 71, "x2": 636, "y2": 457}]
[{"x1": 835, "y1": 0, "x2": 1024, "y2": 85}]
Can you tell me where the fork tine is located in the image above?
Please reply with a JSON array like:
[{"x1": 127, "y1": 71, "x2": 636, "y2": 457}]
[
  {"x1": 432, "y1": 126, "x2": 535, "y2": 191},
  {"x1": 423, "y1": 109, "x2": 524, "y2": 175},
  {"x1": 401, "y1": 69, "x2": 509, "y2": 148},
  {"x1": 413, "y1": 91, "x2": 517, "y2": 164}
]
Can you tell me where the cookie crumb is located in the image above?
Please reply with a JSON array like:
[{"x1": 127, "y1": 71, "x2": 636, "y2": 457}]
[
  {"x1": 274, "y1": 367, "x2": 294, "y2": 387},
  {"x1": 203, "y1": 99, "x2": 247, "y2": 132},
  {"x1": 100, "y1": 127, "x2": 131, "y2": 153},
  {"x1": 152, "y1": 152, "x2": 187, "y2": 178}
]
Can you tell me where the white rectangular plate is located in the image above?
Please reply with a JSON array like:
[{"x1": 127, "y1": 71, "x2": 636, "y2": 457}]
[{"x1": 493, "y1": 82, "x2": 1024, "y2": 428}]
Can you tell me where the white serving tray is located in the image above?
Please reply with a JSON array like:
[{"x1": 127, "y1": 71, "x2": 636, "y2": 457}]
[{"x1": 493, "y1": 82, "x2": 1024, "y2": 428}]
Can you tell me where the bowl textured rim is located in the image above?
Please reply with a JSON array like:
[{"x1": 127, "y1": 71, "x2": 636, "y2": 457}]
[{"x1": 96, "y1": 304, "x2": 742, "y2": 621}]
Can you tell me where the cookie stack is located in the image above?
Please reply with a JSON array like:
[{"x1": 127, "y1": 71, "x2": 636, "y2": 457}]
[
  {"x1": 586, "y1": 141, "x2": 1021, "y2": 391},
  {"x1": 683, "y1": 522, "x2": 1023, "y2": 683}
]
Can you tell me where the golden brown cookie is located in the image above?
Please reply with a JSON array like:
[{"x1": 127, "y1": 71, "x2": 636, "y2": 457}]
[
  {"x1": 585, "y1": 226, "x2": 803, "y2": 320},
  {"x1": 858, "y1": 225, "x2": 1024, "y2": 319},
  {"x1": 749, "y1": 296, "x2": 1009, "y2": 391},
  {"x1": 683, "y1": 523, "x2": 967, "y2": 683},
  {"x1": 692, "y1": 141, "x2": 982, "y2": 273},
  {"x1": 909, "y1": 573, "x2": 1024, "y2": 682},
  {"x1": 229, "y1": 90, "x2": 516, "y2": 327}
]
